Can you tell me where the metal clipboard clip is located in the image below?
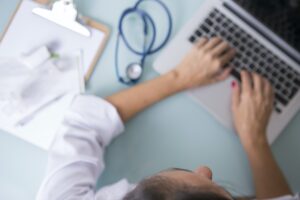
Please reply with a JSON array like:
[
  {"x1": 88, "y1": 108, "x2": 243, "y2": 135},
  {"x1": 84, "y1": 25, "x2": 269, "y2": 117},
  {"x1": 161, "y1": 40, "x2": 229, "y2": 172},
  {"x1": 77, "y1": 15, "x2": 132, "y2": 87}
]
[{"x1": 32, "y1": 0, "x2": 91, "y2": 37}]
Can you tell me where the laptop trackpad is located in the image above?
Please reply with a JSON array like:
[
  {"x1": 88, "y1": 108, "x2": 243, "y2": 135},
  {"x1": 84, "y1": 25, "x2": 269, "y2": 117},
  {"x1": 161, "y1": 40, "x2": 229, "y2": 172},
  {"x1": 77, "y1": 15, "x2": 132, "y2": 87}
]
[{"x1": 189, "y1": 78, "x2": 235, "y2": 130}]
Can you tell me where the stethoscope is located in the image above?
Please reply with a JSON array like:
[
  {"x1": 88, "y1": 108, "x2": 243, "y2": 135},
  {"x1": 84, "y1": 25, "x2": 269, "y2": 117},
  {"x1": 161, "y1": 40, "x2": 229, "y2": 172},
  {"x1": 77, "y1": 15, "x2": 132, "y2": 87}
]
[{"x1": 115, "y1": 0, "x2": 173, "y2": 85}]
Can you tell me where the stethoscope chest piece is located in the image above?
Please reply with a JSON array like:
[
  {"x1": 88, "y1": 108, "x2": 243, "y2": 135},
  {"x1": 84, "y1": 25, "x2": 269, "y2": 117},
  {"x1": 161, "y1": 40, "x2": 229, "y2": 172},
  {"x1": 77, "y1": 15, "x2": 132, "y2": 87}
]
[{"x1": 126, "y1": 63, "x2": 143, "y2": 81}]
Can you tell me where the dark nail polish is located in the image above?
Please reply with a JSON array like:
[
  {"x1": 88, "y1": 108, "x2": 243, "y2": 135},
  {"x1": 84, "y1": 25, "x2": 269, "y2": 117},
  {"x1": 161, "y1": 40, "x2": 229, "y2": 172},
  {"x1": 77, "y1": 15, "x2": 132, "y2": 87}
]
[{"x1": 231, "y1": 81, "x2": 236, "y2": 88}]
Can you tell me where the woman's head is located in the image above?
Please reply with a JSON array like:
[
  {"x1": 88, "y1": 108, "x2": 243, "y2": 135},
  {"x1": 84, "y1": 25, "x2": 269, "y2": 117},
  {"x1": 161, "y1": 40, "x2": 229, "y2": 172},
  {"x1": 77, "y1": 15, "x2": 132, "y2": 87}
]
[{"x1": 124, "y1": 166, "x2": 233, "y2": 200}]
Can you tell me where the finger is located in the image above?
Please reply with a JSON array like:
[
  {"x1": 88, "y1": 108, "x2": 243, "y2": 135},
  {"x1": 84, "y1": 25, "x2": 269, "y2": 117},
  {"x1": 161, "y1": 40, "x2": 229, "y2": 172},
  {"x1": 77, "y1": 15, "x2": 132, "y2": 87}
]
[
  {"x1": 241, "y1": 70, "x2": 252, "y2": 93},
  {"x1": 203, "y1": 37, "x2": 222, "y2": 51},
  {"x1": 264, "y1": 78, "x2": 274, "y2": 98},
  {"x1": 253, "y1": 73, "x2": 263, "y2": 93},
  {"x1": 196, "y1": 37, "x2": 208, "y2": 49},
  {"x1": 219, "y1": 48, "x2": 236, "y2": 65},
  {"x1": 211, "y1": 41, "x2": 232, "y2": 56},
  {"x1": 264, "y1": 78, "x2": 275, "y2": 108},
  {"x1": 268, "y1": 84, "x2": 275, "y2": 104},
  {"x1": 215, "y1": 66, "x2": 233, "y2": 82},
  {"x1": 232, "y1": 80, "x2": 241, "y2": 110}
]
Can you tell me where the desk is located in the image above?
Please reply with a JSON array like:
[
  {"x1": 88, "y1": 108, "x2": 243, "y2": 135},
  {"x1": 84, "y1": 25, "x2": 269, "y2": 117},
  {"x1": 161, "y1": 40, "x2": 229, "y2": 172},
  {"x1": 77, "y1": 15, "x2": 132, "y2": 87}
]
[{"x1": 0, "y1": 0, "x2": 299, "y2": 199}]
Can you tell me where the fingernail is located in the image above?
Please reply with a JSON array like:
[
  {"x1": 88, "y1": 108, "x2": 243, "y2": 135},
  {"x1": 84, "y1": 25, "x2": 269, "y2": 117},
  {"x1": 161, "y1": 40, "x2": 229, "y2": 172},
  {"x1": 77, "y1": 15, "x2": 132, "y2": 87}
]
[{"x1": 231, "y1": 81, "x2": 236, "y2": 88}]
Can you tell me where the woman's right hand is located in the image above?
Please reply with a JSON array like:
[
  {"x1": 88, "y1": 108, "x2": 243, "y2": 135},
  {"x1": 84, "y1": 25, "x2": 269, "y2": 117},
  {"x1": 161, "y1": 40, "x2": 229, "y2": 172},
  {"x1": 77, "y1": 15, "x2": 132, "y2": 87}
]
[{"x1": 231, "y1": 71, "x2": 274, "y2": 148}]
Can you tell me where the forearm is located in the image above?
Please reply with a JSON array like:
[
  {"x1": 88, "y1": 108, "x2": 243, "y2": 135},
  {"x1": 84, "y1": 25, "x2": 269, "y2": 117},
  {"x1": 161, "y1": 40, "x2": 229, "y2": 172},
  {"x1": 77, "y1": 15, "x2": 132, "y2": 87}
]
[
  {"x1": 243, "y1": 138, "x2": 292, "y2": 199},
  {"x1": 106, "y1": 70, "x2": 185, "y2": 122},
  {"x1": 106, "y1": 37, "x2": 235, "y2": 122}
]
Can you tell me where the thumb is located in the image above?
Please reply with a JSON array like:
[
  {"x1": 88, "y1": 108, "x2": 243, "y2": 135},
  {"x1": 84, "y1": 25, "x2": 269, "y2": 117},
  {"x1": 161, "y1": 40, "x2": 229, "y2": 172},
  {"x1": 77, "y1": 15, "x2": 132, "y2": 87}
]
[{"x1": 232, "y1": 80, "x2": 241, "y2": 111}]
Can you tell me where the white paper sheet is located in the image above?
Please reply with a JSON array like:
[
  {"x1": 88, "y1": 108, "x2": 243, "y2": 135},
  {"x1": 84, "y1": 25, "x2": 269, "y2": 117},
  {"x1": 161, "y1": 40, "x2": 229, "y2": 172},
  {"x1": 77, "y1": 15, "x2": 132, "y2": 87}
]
[
  {"x1": 0, "y1": 53, "x2": 83, "y2": 150},
  {"x1": 0, "y1": 0, "x2": 105, "y2": 150},
  {"x1": 0, "y1": 0, "x2": 105, "y2": 77}
]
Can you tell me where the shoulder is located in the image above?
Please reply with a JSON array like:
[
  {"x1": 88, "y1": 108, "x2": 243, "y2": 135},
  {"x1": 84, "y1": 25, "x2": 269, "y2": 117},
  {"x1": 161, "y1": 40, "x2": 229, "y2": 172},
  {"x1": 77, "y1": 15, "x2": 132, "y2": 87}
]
[{"x1": 96, "y1": 179, "x2": 136, "y2": 200}]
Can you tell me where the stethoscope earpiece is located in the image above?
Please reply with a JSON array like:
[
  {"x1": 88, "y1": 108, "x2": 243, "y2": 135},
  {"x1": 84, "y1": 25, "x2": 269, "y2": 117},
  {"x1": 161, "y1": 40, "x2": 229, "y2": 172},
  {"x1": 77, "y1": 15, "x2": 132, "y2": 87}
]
[{"x1": 115, "y1": 0, "x2": 172, "y2": 86}]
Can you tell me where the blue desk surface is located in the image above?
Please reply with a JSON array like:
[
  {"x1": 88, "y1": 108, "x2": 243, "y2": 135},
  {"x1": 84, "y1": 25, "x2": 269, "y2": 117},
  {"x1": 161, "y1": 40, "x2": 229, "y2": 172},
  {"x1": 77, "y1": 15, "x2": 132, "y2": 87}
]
[{"x1": 0, "y1": 0, "x2": 300, "y2": 199}]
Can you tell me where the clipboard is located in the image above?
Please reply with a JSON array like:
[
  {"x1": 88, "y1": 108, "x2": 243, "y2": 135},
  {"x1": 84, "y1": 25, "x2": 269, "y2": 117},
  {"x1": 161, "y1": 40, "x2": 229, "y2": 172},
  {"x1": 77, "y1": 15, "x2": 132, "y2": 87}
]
[
  {"x1": 0, "y1": 0, "x2": 111, "y2": 150},
  {"x1": 0, "y1": 0, "x2": 110, "y2": 81}
]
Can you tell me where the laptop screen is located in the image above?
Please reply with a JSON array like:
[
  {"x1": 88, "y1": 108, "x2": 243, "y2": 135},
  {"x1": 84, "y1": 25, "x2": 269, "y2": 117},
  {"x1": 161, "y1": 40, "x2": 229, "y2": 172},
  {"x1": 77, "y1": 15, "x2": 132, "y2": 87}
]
[{"x1": 233, "y1": 0, "x2": 300, "y2": 53}]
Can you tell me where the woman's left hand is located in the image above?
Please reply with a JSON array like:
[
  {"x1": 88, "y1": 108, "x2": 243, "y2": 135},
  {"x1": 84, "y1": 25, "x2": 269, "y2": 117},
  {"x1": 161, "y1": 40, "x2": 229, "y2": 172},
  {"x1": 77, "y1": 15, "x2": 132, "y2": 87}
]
[{"x1": 173, "y1": 37, "x2": 236, "y2": 89}]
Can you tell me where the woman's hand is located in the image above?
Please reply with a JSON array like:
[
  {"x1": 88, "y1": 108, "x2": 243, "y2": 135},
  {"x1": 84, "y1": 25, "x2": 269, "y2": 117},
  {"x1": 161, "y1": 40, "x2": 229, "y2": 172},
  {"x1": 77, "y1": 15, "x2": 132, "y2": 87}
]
[
  {"x1": 231, "y1": 71, "x2": 274, "y2": 147},
  {"x1": 231, "y1": 71, "x2": 293, "y2": 198},
  {"x1": 173, "y1": 37, "x2": 236, "y2": 89}
]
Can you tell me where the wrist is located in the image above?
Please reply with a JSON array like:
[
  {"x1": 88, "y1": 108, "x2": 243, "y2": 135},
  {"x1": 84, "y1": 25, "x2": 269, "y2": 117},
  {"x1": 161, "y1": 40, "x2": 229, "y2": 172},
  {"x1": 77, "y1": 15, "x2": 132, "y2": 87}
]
[
  {"x1": 241, "y1": 133, "x2": 269, "y2": 153},
  {"x1": 166, "y1": 69, "x2": 189, "y2": 92},
  {"x1": 243, "y1": 137, "x2": 272, "y2": 168},
  {"x1": 170, "y1": 67, "x2": 205, "y2": 91}
]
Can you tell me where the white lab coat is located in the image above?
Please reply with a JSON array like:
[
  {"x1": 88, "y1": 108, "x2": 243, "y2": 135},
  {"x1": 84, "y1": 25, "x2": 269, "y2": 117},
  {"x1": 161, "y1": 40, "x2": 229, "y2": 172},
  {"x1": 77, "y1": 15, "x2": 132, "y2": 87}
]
[{"x1": 36, "y1": 95, "x2": 299, "y2": 200}]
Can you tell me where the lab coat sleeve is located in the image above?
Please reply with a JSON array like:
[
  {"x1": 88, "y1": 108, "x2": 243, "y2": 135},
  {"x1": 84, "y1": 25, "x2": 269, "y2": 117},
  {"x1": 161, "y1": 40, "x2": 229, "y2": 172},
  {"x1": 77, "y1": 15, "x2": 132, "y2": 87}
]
[{"x1": 36, "y1": 95, "x2": 125, "y2": 200}]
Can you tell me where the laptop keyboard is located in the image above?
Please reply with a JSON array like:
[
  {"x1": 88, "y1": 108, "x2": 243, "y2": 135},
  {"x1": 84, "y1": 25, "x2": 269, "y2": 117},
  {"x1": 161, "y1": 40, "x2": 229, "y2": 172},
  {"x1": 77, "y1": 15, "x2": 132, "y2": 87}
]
[{"x1": 188, "y1": 9, "x2": 300, "y2": 113}]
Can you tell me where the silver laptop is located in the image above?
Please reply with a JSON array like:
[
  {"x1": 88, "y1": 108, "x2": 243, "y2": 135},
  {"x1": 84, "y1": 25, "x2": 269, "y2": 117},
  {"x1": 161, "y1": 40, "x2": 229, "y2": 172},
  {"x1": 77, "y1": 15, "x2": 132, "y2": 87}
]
[{"x1": 154, "y1": 0, "x2": 300, "y2": 144}]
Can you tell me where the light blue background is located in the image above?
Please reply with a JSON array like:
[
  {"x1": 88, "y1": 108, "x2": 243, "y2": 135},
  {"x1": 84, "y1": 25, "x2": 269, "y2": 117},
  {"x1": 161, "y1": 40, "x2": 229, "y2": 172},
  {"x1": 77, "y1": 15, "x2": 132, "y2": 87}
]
[{"x1": 0, "y1": 0, "x2": 299, "y2": 199}]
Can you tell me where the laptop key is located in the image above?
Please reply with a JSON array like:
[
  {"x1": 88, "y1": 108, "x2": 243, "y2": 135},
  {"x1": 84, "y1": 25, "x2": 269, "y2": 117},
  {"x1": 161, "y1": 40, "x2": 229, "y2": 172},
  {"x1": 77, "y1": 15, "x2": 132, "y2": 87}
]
[
  {"x1": 189, "y1": 35, "x2": 197, "y2": 43},
  {"x1": 280, "y1": 68, "x2": 286, "y2": 74},
  {"x1": 278, "y1": 76, "x2": 284, "y2": 82},
  {"x1": 275, "y1": 93, "x2": 288, "y2": 106},
  {"x1": 256, "y1": 68, "x2": 262, "y2": 74},
  {"x1": 216, "y1": 17, "x2": 222, "y2": 23},
  {"x1": 272, "y1": 71, "x2": 278, "y2": 77},
  {"x1": 205, "y1": 19, "x2": 213, "y2": 26},
  {"x1": 294, "y1": 78, "x2": 300, "y2": 87},
  {"x1": 195, "y1": 30, "x2": 202, "y2": 37},
  {"x1": 254, "y1": 47, "x2": 260, "y2": 53},
  {"x1": 275, "y1": 107, "x2": 282, "y2": 114},
  {"x1": 249, "y1": 64, "x2": 255, "y2": 70},
  {"x1": 286, "y1": 73, "x2": 293, "y2": 79},
  {"x1": 231, "y1": 68, "x2": 241, "y2": 81},
  {"x1": 240, "y1": 46, "x2": 246, "y2": 52},
  {"x1": 285, "y1": 81, "x2": 291, "y2": 88},
  {"x1": 246, "y1": 51, "x2": 252, "y2": 57},
  {"x1": 289, "y1": 87, "x2": 298, "y2": 100},
  {"x1": 282, "y1": 89, "x2": 288, "y2": 96},
  {"x1": 201, "y1": 25, "x2": 210, "y2": 33}
]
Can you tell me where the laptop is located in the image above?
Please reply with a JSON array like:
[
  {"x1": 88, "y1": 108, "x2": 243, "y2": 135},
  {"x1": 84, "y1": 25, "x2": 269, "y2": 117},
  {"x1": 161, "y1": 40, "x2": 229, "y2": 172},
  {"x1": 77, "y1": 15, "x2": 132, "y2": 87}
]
[{"x1": 154, "y1": 0, "x2": 300, "y2": 144}]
